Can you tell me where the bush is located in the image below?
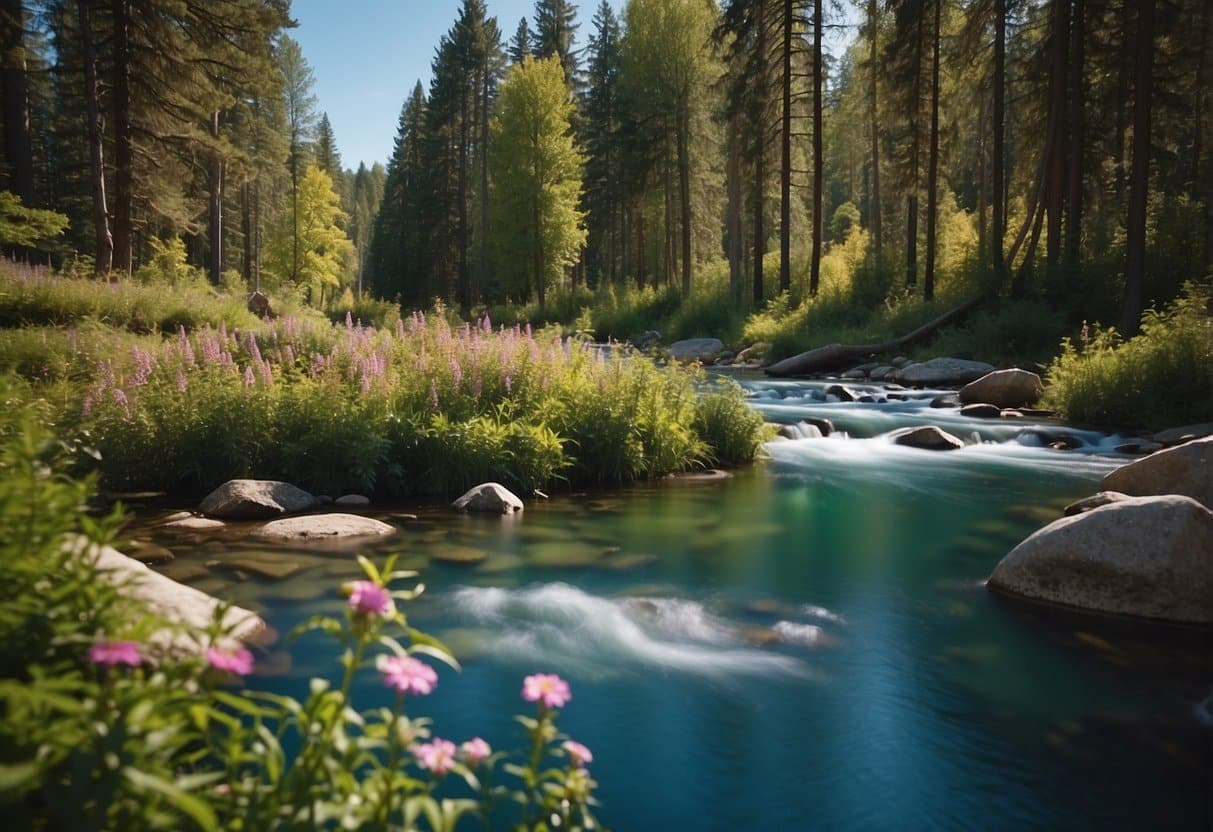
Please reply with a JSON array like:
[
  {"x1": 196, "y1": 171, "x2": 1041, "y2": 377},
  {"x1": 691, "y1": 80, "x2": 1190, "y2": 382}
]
[{"x1": 1041, "y1": 282, "x2": 1213, "y2": 428}]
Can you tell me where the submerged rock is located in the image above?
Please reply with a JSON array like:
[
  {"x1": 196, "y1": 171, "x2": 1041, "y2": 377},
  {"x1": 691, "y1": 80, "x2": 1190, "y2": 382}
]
[
  {"x1": 199, "y1": 479, "x2": 317, "y2": 520},
  {"x1": 888, "y1": 425, "x2": 966, "y2": 451},
  {"x1": 249, "y1": 513, "x2": 396, "y2": 541},
  {"x1": 959, "y1": 368, "x2": 1044, "y2": 408},
  {"x1": 1100, "y1": 436, "x2": 1212, "y2": 508},
  {"x1": 453, "y1": 482, "x2": 524, "y2": 514},
  {"x1": 895, "y1": 357, "x2": 996, "y2": 387},
  {"x1": 988, "y1": 495, "x2": 1213, "y2": 624}
]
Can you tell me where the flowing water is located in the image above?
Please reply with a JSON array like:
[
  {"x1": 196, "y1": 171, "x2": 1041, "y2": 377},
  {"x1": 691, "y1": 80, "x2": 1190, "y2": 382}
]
[{"x1": 138, "y1": 375, "x2": 1212, "y2": 831}]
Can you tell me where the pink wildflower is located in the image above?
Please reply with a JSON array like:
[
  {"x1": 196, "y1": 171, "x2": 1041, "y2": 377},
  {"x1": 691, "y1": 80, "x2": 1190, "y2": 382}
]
[
  {"x1": 379, "y1": 654, "x2": 438, "y2": 696},
  {"x1": 430, "y1": 379, "x2": 439, "y2": 411},
  {"x1": 562, "y1": 740, "x2": 593, "y2": 768},
  {"x1": 348, "y1": 580, "x2": 395, "y2": 616},
  {"x1": 415, "y1": 739, "x2": 457, "y2": 776},
  {"x1": 243, "y1": 365, "x2": 256, "y2": 387},
  {"x1": 176, "y1": 371, "x2": 188, "y2": 394},
  {"x1": 206, "y1": 646, "x2": 254, "y2": 676},
  {"x1": 460, "y1": 737, "x2": 492, "y2": 767},
  {"x1": 89, "y1": 640, "x2": 142, "y2": 667},
  {"x1": 522, "y1": 673, "x2": 571, "y2": 709}
]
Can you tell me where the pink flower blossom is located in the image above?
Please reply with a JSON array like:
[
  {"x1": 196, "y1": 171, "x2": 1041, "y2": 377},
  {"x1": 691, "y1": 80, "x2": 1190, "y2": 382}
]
[
  {"x1": 243, "y1": 366, "x2": 256, "y2": 387},
  {"x1": 562, "y1": 740, "x2": 593, "y2": 768},
  {"x1": 415, "y1": 738, "x2": 457, "y2": 776},
  {"x1": 379, "y1": 654, "x2": 438, "y2": 696},
  {"x1": 348, "y1": 580, "x2": 395, "y2": 616},
  {"x1": 206, "y1": 646, "x2": 254, "y2": 676},
  {"x1": 460, "y1": 737, "x2": 492, "y2": 766},
  {"x1": 176, "y1": 371, "x2": 188, "y2": 394},
  {"x1": 522, "y1": 673, "x2": 571, "y2": 709},
  {"x1": 89, "y1": 640, "x2": 142, "y2": 667}
]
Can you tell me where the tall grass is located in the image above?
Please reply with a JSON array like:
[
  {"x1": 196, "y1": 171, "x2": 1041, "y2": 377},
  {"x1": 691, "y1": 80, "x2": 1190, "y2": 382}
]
[{"x1": 1041, "y1": 282, "x2": 1213, "y2": 429}]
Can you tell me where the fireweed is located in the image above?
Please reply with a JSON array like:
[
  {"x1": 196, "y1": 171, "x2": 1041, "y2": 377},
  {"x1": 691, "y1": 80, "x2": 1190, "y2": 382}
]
[
  {"x1": 0, "y1": 413, "x2": 605, "y2": 829},
  {"x1": 65, "y1": 303, "x2": 763, "y2": 496}
]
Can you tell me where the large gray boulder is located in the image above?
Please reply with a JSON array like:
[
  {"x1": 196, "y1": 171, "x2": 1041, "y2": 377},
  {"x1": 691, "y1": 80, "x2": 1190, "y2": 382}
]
[
  {"x1": 199, "y1": 479, "x2": 317, "y2": 519},
  {"x1": 1100, "y1": 436, "x2": 1212, "y2": 508},
  {"x1": 667, "y1": 338, "x2": 724, "y2": 364},
  {"x1": 895, "y1": 358, "x2": 996, "y2": 387},
  {"x1": 453, "y1": 482, "x2": 524, "y2": 514},
  {"x1": 249, "y1": 513, "x2": 396, "y2": 541},
  {"x1": 988, "y1": 495, "x2": 1213, "y2": 624},
  {"x1": 887, "y1": 425, "x2": 966, "y2": 451},
  {"x1": 959, "y1": 368, "x2": 1043, "y2": 408},
  {"x1": 1150, "y1": 423, "x2": 1213, "y2": 447}
]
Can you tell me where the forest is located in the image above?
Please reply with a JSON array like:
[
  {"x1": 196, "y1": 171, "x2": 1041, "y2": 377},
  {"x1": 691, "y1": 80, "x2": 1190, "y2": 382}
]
[{"x1": 1, "y1": 0, "x2": 1210, "y2": 348}]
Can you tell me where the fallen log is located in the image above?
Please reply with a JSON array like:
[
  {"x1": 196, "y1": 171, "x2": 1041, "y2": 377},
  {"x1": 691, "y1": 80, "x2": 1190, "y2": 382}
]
[{"x1": 763, "y1": 294, "x2": 985, "y2": 377}]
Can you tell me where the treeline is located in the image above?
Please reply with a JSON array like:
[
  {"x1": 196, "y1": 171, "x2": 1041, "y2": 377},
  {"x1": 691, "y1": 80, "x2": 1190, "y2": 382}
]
[
  {"x1": 2, "y1": 1, "x2": 1210, "y2": 335},
  {"x1": 0, "y1": 0, "x2": 382, "y2": 305}
]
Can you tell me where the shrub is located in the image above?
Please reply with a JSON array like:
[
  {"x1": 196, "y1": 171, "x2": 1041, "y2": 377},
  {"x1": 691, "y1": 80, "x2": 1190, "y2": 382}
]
[
  {"x1": 1041, "y1": 282, "x2": 1213, "y2": 428},
  {"x1": 693, "y1": 378, "x2": 770, "y2": 466}
]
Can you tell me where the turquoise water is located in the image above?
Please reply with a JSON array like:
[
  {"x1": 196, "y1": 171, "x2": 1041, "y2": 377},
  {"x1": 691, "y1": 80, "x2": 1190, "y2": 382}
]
[{"x1": 150, "y1": 378, "x2": 1212, "y2": 830}]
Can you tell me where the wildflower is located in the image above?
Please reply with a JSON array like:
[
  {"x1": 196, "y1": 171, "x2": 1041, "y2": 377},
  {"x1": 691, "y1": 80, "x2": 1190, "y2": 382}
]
[
  {"x1": 504, "y1": 372, "x2": 512, "y2": 394},
  {"x1": 246, "y1": 333, "x2": 263, "y2": 364},
  {"x1": 176, "y1": 371, "x2": 188, "y2": 394},
  {"x1": 348, "y1": 580, "x2": 395, "y2": 616},
  {"x1": 430, "y1": 379, "x2": 439, "y2": 411},
  {"x1": 206, "y1": 646, "x2": 254, "y2": 676},
  {"x1": 562, "y1": 740, "x2": 593, "y2": 768},
  {"x1": 461, "y1": 737, "x2": 492, "y2": 767},
  {"x1": 379, "y1": 654, "x2": 438, "y2": 696},
  {"x1": 243, "y1": 366, "x2": 255, "y2": 388},
  {"x1": 451, "y1": 357, "x2": 462, "y2": 388},
  {"x1": 89, "y1": 640, "x2": 141, "y2": 667},
  {"x1": 81, "y1": 394, "x2": 93, "y2": 416},
  {"x1": 284, "y1": 344, "x2": 295, "y2": 366},
  {"x1": 522, "y1": 673, "x2": 571, "y2": 709},
  {"x1": 481, "y1": 312, "x2": 492, "y2": 333},
  {"x1": 415, "y1": 739, "x2": 457, "y2": 776},
  {"x1": 346, "y1": 310, "x2": 354, "y2": 329}
]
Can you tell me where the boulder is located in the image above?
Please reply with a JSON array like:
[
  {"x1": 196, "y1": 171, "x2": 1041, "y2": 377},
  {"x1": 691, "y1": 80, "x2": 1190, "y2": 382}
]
[
  {"x1": 85, "y1": 540, "x2": 264, "y2": 654},
  {"x1": 163, "y1": 515, "x2": 226, "y2": 531},
  {"x1": 453, "y1": 482, "x2": 524, "y2": 514},
  {"x1": 825, "y1": 384, "x2": 856, "y2": 402},
  {"x1": 249, "y1": 513, "x2": 396, "y2": 541},
  {"x1": 960, "y1": 403, "x2": 1002, "y2": 419},
  {"x1": 1100, "y1": 436, "x2": 1212, "y2": 508},
  {"x1": 1150, "y1": 423, "x2": 1213, "y2": 447},
  {"x1": 630, "y1": 329, "x2": 662, "y2": 350},
  {"x1": 777, "y1": 421, "x2": 823, "y2": 440},
  {"x1": 930, "y1": 393, "x2": 960, "y2": 408},
  {"x1": 887, "y1": 425, "x2": 966, "y2": 451},
  {"x1": 895, "y1": 357, "x2": 996, "y2": 387},
  {"x1": 667, "y1": 337, "x2": 724, "y2": 364},
  {"x1": 199, "y1": 479, "x2": 317, "y2": 519},
  {"x1": 1064, "y1": 491, "x2": 1132, "y2": 516},
  {"x1": 869, "y1": 365, "x2": 896, "y2": 381},
  {"x1": 988, "y1": 495, "x2": 1213, "y2": 624},
  {"x1": 959, "y1": 368, "x2": 1044, "y2": 408},
  {"x1": 335, "y1": 494, "x2": 371, "y2": 506}
]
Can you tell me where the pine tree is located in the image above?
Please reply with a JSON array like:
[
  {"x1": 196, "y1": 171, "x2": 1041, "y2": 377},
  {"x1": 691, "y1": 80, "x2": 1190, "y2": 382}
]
[
  {"x1": 582, "y1": 0, "x2": 623, "y2": 285},
  {"x1": 509, "y1": 17, "x2": 533, "y2": 64},
  {"x1": 280, "y1": 36, "x2": 319, "y2": 284},
  {"x1": 532, "y1": 0, "x2": 580, "y2": 90}
]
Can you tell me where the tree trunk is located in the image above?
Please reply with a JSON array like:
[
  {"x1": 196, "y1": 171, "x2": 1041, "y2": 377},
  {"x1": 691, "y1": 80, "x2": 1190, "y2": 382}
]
[
  {"x1": 457, "y1": 86, "x2": 470, "y2": 308},
  {"x1": 992, "y1": 0, "x2": 1006, "y2": 285},
  {"x1": 1121, "y1": 0, "x2": 1153, "y2": 338},
  {"x1": 868, "y1": 0, "x2": 882, "y2": 262},
  {"x1": 1, "y1": 0, "x2": 33, "y2": 203},
  {"x1": 780, "y1": 0, "x2": 793, "y2": 294},
  {"x1": 753, "y1": 148, "x2": 765, "y2": 306},
  {"x1": 1065, "y1": 0, "x2": 1085, "y2": 267},
  {"x1": 977, "y1": 91, "x2": 988, "y2": 261},
  {"x1": 77, "y1": 0, "x2": 112, "y2": 273},
  {"x1": 110, "y1": 0, "x2": 133, "y2": 273},
  {"x1": 924, "y1": 0, "x2": 941, "y2": 301},
  {"x1": 479, "y1": 66, "x2": 492, "y2": 304},
  {"x1": 906, "y1": 0, "x2": 924, "y2": 289},
  {"x1": 678, "y1": 109, "x2": 692, "y2": 296},
  {"x1": 208, "y1": 110, "x2": 223, "y2": 285},
  {"x1": 241, "y1": 180, "x2": 252, "y2": 282},
  {"x1": 1045, "y1": 0, "x2": 1068, "y2": 266},
  {"x1": 810, "y1": 0, "x2": 824, "y2": 296},
  {"x1": 727, "y1": 110, "x2": 743, "y2": 305}
]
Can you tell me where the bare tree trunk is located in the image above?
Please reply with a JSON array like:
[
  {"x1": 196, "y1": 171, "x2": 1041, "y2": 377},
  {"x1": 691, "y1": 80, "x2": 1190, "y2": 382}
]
[
  {"x1": 1, "y1": 0, "x2": 33, "y2": 203},
  {"x1": 1121, "y1": 0, "x2": 1153, "y2": 338},
  {"x1": 868, "y1": 0, "x2": 882, "y2": 262},
  {"x1": 77, "y1": 0, "x2": 112, "y2": 273},
  {"x1": 479, "y1": 65, "x2": 492, "y2": 304},
  {"x1": 780, "y1": 0, "x2": 793, "y2": 294},
  {"x1": 1045, "y1": 0, "x2": 1068, "y2": 266},
  {"x1": 241, "y1": 180, "x2": 252, "y2": 281},
  {"x1": 924, "y1": 0, "x2": 941, "y2": 301},
  {"x1": 1065, "y1": 0, "x2": 1085, "y2": 267},
  {"x1": 992, "y1": 0, "x2": 1006, "y2": 285},
  {"x1": 906, "y1": 0, "x2": 924, "y2": 289},
  {"x1": 458, "y1": 86, "x2": 470, "y2": 308},
  {"x1": 111, "y1": 0, "x2": 133, "y2": 273},
  {"x1": 810, "y1": 0, "x2": 824, "y2": 295},
  {"x1": 728, "y1": 111, "x2": 743, "y2": 305},
  {"x1": 678, "y1": 110, "x2": 692, "y2": 296},
  {"x1": 977, "y1": 91, "x2": 988, "y2": 262},
  {"x1": 208, "y1": 110, "x2": 223, "y2": 285}
]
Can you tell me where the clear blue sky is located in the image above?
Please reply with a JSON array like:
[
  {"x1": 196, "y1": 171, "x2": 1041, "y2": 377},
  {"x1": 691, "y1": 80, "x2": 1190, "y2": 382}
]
[
  {"x1": 290, "y1": 1, "x2": 623, "y2": 170},
  {"x1": 289, "y1": 1, "x2": 856, "y2": 171}
]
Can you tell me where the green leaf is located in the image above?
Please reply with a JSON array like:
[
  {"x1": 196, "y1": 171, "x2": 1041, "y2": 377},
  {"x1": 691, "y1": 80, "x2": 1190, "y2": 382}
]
[
  {"x1": 0, "y1": 761, "x2": 41, "y2": 797},
  {"x1": 123, "y1": 766, "x2": 219, "y2": 832}
]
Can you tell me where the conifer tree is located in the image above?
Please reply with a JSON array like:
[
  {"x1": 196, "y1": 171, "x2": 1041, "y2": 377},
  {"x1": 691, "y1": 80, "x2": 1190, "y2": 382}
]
[
  {"x1": 582, "y1": 0, "x2": 623, "y2": 284},
  {"x1": 509, "y1": 17, "x2": 533, "y2": 64},
  {"x1": 532, "y1": 0, "x2": 580, "y2": 90}
]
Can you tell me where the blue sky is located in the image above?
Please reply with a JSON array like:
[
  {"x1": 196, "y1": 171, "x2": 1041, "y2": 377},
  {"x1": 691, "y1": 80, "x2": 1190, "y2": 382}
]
[{"x1": 290, "y1": 1, "x2": 623, "y2": 169}]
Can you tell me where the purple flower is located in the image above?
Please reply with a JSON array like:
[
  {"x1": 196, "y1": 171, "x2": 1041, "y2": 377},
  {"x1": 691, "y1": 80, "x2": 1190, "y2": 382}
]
[
  {"x1": 206, "y1": 646, "x2": 254, "y2": 676},
  {"x1": 562, "y1": 740, "x2": 593, "y2": 768},
  {"x1": 522, "y1": 673, "x2": 571, "y2": 709},
  {"x1": 416, "y1": 739, "x2": 457, "y2": 776},
  {"x1": 460, "y1": 737, "x2": 492, "y2": 767},
  {"x1": 89, "y1": 640, "x2": 142, "y2": 667},
  {"x1": 379, "y1": 654, "x2": 438, "y2": 696},
  {"x1": 348, "y1": 580, "x2": 395, "y2": 616},
  {"x1": 243, "y1": 366, "x2": 255, "y2": 388},
  {"x1": 176, "y1": 371, "x2": 188, "y2": 394}
]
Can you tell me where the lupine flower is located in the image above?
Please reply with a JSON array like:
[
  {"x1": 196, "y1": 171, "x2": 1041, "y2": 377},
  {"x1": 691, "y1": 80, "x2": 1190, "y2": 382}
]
[
  {"x1": 246, "y1": 333, "x2": 263, "y2": 364},
  {"x1": 430, "y1": 379, "x2": 439, "y2": 411},
  {"x1": 460, "y1": 737, "x2": 492, "y2": 767},
  {"x1": 111, "y1": 388, "x2": 130, "y2": 417},
  {"x1": 206, "y1": 646, "x2": 254, "y2": 676},
  {"x1": 348, "y1": 580, "x2": 395, "y2": 616},
  {"x1": 176, "y1": 371, "x2": 188, "y2": 394},
  {"x1": 89, "y1": 640, "x2": 142, "y2": 667},
  {"x1": 415, "y1": 739, "x2": 457, "y2": 776},
  {"x1": 522, "y1": 673, "x2": 571, "y2": 709},
  {"x1": 81, "y1": 394, "x2": 94, "y2": 417},
  {"x1": 562, "y1": 740, "x2": 593, "y2": 768},
  {"x1": 379, "y1": 654, "x2": 438, "y2": 696},
  {"x1": 243, "y1": 365, "x2": 256, "y2": 388}
]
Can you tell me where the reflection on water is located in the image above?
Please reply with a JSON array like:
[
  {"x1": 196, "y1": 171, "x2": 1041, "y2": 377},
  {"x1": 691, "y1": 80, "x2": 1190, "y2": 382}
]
[{"x1": 136, "y1": 378, "x2": 1212, "y2": 831}]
